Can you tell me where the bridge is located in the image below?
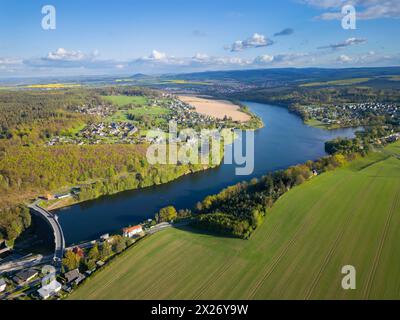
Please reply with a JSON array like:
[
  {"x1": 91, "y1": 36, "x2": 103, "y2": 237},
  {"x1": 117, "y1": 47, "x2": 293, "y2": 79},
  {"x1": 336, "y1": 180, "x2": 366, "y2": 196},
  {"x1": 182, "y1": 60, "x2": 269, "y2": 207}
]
[{"x1": 28, "y1": 200, "x2": 65, "y2": 267}]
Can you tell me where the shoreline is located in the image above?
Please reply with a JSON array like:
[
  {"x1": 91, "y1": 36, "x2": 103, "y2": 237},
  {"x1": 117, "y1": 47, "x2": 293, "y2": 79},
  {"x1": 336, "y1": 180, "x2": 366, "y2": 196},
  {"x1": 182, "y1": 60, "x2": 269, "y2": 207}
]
[
  {"x1": 41, "y1": 164, "x2": 218, "y2": 212},
  {"x1": 38, "y1": 98, "x2": 263, "y2": 213}
]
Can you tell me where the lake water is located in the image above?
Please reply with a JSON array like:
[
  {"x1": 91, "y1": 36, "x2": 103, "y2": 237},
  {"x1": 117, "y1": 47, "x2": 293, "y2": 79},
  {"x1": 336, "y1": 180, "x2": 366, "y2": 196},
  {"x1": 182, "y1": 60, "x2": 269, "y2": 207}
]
[{"x1": 56, "y1": 102, "x2": 358, "y2": 245}]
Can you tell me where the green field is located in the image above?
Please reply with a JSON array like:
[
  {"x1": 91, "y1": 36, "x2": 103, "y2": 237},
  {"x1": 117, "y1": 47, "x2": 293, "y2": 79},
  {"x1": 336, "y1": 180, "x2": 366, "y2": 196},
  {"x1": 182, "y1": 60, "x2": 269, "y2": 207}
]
[
  {"x1": 103, "y1": 95, "x2": 170, "y2": 124},
  {"x1": 103, "y1": 95, "x2": 149, "y2": 106},
  {"x1": 300, "y1": 78, "x2": 371, "y2": 87},
  {"x1": 70, "y1": 142, "x2": 400, "y2": 300},
  {"x1": 107, "y1": 106, "x2": 170, "y2": 125},
  {"x1": 305, "y1": 119, "x2": 331, "y2": 129}
]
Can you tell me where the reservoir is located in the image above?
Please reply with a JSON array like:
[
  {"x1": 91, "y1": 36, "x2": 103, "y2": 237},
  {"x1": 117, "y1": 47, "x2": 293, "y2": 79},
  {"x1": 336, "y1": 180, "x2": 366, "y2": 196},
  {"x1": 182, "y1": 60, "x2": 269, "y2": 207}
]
[{"x1": 56, "y1": 102, "x2": 359, "y2": 245}]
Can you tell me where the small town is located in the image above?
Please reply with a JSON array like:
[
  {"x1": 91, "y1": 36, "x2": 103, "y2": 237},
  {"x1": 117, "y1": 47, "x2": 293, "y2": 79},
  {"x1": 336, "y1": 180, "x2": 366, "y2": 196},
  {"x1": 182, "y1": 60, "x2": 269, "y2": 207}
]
[
  {"x1": 46, "y1": 97, "x2": 236, "y2": 146},
  {"x1": 298, "y1": 102, "x2": 400, "y2": 127}
]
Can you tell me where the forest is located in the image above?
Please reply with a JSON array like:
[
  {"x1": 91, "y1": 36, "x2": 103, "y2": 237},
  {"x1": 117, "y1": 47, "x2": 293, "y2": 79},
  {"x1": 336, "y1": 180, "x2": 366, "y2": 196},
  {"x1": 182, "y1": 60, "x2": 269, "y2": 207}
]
[
  {"x1": 232, "y1": 87, "x2": 400, "y2": 108},
  {"x1": 0, "y1": 86, "x2": 193, "y2": 244}
]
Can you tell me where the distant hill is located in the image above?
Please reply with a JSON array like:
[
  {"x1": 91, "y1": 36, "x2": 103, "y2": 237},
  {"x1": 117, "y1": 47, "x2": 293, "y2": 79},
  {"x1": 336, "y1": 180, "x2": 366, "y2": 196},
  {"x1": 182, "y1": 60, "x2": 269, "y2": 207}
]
[{"x1": 161, "y1": 67, "x2": 400, "y2": 87}]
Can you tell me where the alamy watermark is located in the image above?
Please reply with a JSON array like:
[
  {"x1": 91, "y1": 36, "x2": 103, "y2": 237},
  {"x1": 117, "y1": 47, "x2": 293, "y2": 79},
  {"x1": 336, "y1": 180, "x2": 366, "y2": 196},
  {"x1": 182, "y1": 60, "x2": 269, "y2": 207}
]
[
  {"x1": 341, "y1": 265, "x2": 356, "y2": 290},
  {"x1": 146, "y1": 121, "x2": 255, "y2": 176},
  {"x1": 342, "y1": 5, "x2": 356, "y2": 30},
  {"x1": 42, "y1": 5, "x2": 56, "y2": 30}
]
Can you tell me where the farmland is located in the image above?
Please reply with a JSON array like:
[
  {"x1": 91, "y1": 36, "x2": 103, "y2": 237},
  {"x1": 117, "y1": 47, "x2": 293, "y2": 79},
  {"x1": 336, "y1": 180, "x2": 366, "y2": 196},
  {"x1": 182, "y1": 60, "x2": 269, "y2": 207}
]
[
  {"x1": 300, "y1": 78, "x2": 371, "y2": 87},
  {"x1": 69, "y1": 141, "x2": 400, "y2": 300}
]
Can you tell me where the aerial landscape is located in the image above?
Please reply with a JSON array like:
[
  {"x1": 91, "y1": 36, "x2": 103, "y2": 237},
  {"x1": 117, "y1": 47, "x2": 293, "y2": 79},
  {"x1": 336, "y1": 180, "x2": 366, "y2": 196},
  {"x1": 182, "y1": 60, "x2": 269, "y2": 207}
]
[{"x1": 0, "y1": 0, "x2": 400, "y2": 307}]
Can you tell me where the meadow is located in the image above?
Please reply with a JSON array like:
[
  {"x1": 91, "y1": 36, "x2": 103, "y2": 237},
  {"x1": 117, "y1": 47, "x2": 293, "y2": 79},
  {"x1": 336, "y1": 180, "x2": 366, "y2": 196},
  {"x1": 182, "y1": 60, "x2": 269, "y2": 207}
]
[
  {"x1": 69, "y1": 141, "x2": 400, "y2": 300},
  {"x1": 103, "y1": 95, "x2": 149, "y2": 107},
  {"x1": 103, "y1": 95, "x2": 170, "y2": 124}
]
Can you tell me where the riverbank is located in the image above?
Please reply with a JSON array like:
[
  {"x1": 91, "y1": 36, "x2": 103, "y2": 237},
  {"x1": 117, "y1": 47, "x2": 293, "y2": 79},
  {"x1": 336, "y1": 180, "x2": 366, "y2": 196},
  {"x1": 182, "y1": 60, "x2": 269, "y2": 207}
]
[
  {"x1": 39, "y1": 163, "x2": 220, "y2": 212},
  {"x1": 55, "y1": 102, "x2": 358, "y2": 245},
  {"x1": 37, "y1": 99, "x2": 261, "y2": 213},
  {"x1": 69, "y1": 140, "x2": 400, "y2": 300}
]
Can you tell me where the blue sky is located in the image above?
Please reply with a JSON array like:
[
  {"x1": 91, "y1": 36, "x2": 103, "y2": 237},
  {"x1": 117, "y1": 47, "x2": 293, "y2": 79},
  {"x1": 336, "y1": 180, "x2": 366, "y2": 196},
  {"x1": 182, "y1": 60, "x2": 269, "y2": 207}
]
[{"x1": 0, "y1": 0, "x2": 399, "y2": 77}]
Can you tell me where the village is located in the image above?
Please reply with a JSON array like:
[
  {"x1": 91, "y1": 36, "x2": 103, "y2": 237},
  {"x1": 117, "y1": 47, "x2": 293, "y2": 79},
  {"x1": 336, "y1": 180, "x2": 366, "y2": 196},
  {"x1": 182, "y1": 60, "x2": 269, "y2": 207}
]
[
  {"x1": 46, "y1": 96, "x2": 237, "y2": 147},
  {"x1": 299, "y1": 102, "x2": 400, "y2": 127}
]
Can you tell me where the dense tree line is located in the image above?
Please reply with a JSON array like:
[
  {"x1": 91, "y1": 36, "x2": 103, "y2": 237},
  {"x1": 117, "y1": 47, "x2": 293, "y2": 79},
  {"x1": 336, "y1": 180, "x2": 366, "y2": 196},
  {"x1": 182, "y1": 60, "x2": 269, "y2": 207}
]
[
  {"x1": 191, "y1": 152, "x2": 355, "y2": 239},
  {"x1": 96, "y1": 86, "x2": 161, "y2": 98}
]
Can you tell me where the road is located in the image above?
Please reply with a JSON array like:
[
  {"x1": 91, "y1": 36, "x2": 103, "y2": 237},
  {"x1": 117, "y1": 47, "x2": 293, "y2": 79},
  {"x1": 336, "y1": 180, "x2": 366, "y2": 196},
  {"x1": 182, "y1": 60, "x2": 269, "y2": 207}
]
[
  {"x1": 146, "y1": 221, "x2": 190, "y2": 235},
  {"x1": 0, "y1": 254, "x2": 52, "y2": 274},
  {"x1": 28, "y1": 200, "x2": 65, "y2": 267}
]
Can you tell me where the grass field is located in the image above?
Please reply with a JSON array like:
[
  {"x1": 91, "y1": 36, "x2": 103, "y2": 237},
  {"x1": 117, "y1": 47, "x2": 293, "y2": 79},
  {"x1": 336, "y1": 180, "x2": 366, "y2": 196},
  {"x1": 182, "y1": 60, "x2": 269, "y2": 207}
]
[
  {"x1": 305, "y1": 119, "x2": 331, "y2": 129},
  {"x1": 107, "y1": 106, "x2": 170, "y2": 124},
  {"x1": 70, "y1": 141, "x2": 400, "y2": 300},
  {"x1": 103, "y1": 95, "x2": 149, "y2": 107},
  {"x1": 104, "y1": 95, "x2": 170, "y2": 124}
]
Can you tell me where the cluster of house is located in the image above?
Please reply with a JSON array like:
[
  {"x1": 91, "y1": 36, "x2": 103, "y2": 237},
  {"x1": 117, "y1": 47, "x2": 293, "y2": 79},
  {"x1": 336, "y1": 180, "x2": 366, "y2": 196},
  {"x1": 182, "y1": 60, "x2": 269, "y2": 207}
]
[
  {"x1": 0, "y1": 267, "x2": 65, "y2": 300},
  {"x1": 301, "y1": 102, "x2": 400, "y2": 126},
  {"x1": 77, "y1": 122, "x2": 138, "y2": 141},
  {"x1": 48, "y1": 122, "x2": 138, "y2": 146},
  {"x1": 0, "y1": 223, "x2": 149, "y2": 300},
  {"x1": 44, "y1": 91, "x2": 242, "y2": 147},
  {"x1": 71, "y1": 103, "x2": 115, "y2": 117},
  {"x1": 166, "y1": 98, "x2": 230, "y2": 129},
  {"x1": 378, "y1": 132, "x2": 400, "y2": 144}
]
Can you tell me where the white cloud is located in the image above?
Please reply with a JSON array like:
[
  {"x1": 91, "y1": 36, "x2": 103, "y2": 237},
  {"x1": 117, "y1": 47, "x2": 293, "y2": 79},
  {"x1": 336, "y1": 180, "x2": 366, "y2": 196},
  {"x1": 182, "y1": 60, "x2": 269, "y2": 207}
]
[
  {"x1": 337, "y1": 54, "x2": 352, "y2": 63},
  {"x1": 45, "y1": 48, "x2": 92, "y2": 62},
  {"x1": 254, "y1": 55, "x2": 274, "y2": 64},
  {"x1": 227, "y1": 33, "x2": 274, "y2": 52},
  {"x1": 192, "y1": 53, "x2": 210, "y2": 62},
  {"x1": 318, "y1": 37, "x2": 367, "y2": 49},
  {"x1": 0, "y1": 57, "x2": 22, "y2": 65},
  {"x1": 3, "y1": 45, "x2": 399, "y2": 77},
  {"x1": 144, "y1": 50, "x2": 168, "y2": 61},
  {"x1": 303, "y1": 0, "x2": 400, "y2": 20}
]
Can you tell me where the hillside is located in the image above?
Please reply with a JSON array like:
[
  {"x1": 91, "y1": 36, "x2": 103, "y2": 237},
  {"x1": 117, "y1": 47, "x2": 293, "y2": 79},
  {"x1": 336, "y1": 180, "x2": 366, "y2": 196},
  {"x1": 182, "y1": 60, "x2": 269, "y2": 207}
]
[{"x1": 69, "y1": 141, "x2": 400, "y2": 300}]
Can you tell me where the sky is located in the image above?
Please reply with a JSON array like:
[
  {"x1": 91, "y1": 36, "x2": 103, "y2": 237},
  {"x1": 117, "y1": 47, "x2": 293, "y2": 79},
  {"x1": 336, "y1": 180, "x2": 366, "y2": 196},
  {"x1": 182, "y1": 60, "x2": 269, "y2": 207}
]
[{"x1": 0, "y1": 0, "x2": 399, "y2": 77}]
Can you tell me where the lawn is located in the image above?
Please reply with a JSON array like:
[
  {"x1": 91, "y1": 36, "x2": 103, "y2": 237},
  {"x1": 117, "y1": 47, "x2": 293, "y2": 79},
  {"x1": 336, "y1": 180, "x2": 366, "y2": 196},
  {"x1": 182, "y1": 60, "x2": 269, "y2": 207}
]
[{"x1": 69, "y1": 141, "x2": 400, "y2": 300}]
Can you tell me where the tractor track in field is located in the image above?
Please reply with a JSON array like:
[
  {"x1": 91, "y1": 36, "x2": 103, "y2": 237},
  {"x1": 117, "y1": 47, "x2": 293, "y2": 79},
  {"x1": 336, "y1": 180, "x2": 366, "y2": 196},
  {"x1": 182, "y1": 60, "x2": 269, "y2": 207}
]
[
  {"x1": 133, "y1": 241, "x2": 190, "y2": 298},
  {"x1": 246, "y1": 177, "x2": 346, "y2": 299},
  {"x1": 302, "y1": 213, "x2": 351, "y2": 300},
  {"x1": 303, "y1": 178, "x2": 374, "y2": 300},
  {"x1": 362, "y1": 185, "x2": 400, "y2": 299},
  {"x1": 192, "y1": 254, "x2": 238, "y2": 299},
  {"x1": 95, "y1": 239, "x2": 186, "y2": 297}
]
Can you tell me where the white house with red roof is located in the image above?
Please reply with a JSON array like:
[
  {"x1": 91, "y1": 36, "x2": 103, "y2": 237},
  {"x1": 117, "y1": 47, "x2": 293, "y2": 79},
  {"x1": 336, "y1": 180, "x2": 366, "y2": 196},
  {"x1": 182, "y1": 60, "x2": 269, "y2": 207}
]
[{"x1": 122, "y1": 225, "x2": 143, "y2": 238}]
